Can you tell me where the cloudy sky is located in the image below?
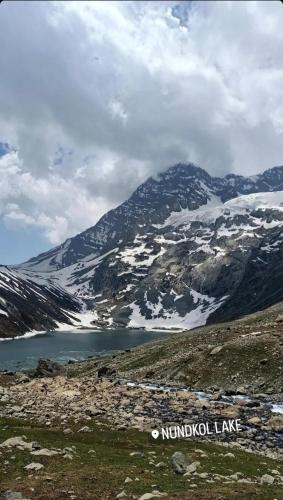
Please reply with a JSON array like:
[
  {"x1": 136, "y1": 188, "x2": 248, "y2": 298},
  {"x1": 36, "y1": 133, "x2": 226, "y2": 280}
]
[{"x1": 0, "y1": 1, "x2": 283, "y2": 264}]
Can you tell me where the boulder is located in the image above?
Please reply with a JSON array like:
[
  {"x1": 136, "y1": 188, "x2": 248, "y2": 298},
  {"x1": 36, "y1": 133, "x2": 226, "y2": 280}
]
[
  {"x1": 34, "y1": 359, "x2": 64, "y2": 378},
  {"x1": 247, "y1": 416, "x2": 261, "y2": 426},
  {"x1": 264, "y1": 415, "x2": 283, "y2": 432},
  {"x1": 260, "y1": 474, "x2": 274, "y2": 484},
  {"x1": 97, "y1": 366, "x2": 116, "y2": 377},
  {"x1": 0, "y1": 437, "x2": 34, "y2": 451},
  {"x1": 171, "y1": 451, "x2": 190, "y2": 474}
]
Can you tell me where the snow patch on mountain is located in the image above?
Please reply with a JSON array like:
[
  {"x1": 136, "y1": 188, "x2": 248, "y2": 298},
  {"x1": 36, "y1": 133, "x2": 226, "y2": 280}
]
[
  {"x1": 128, "y1": 291, "x2": 228, "y2": 330},
  {"x1": 225, "y1": 191, "x2": 283, "y2": 212},
  {"x1": 54, "y1": 309, "x2": 99, "y2": 331},
  {"x1": 162, "y1": 191, "x2": 283, "y2": 229},
  {"x1": 117, "y1": 238, "x2": 166, "y2": 268}
]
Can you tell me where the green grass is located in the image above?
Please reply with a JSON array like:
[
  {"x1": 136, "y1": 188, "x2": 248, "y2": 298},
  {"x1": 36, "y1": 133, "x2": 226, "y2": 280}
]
[{"x1": 0, "y1": 417, "x2": 282, "y2": 499}]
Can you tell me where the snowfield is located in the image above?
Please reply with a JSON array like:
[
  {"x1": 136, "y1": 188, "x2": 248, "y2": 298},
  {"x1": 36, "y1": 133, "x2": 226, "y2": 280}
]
[
  {"x1": 128, "y1": 292, "x2": 229, "y2": 330},
  {"x1": 162, "y1": 191, "x2": 283, "y2": 228},
  {"x1": 1, "y1": 161, "x2": 283, "y2": 337}
]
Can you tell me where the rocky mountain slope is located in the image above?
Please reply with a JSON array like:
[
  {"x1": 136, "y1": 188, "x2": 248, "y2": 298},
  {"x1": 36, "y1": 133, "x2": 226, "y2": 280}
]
[
  {"x1": 1, "y1": 163, "x2": 283, "y2": 337},
  {"x1": 0, "y1": 267, "x2": 83, "y2": 338}
]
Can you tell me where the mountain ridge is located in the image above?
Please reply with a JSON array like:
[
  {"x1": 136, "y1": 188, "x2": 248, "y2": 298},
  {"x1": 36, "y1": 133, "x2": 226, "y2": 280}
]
[
  {"x1": 1, "y1": 162, "x2": 283, "y2": 337},
  {"x1": 19, "y1": 163, "x2": 283, "y2": 272}
]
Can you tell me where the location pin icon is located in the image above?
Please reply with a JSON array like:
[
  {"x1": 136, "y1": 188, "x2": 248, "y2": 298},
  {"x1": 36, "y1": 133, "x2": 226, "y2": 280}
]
[{"x1": 151, "y1": 429, "x2": 159, "y2": 439}]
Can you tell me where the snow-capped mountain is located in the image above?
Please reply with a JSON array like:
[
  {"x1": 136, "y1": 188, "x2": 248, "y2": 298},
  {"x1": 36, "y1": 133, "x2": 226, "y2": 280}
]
[
  {"x1": 0, "y1": 266, "x2": 83, "y2": 338},
  {"x1": 20, "y1": 163, "x2": 283, "y2": 272},
  {"x1": 1, "y1": 163, "x2": 283, "y2": 337}
]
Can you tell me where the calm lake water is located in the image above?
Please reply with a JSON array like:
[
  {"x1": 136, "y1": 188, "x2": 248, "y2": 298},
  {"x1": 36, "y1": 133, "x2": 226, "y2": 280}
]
[{"x1": 0, "y1": 329, "x2": 170, "y2": 371}]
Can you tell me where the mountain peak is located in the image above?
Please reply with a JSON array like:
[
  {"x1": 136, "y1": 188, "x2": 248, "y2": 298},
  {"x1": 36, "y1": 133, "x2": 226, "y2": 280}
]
[
  {"x1": 160, "y1": 162, "x2": 209, "y2": 178},
  {"x1": 19, "y1": 162, "x2": 283, "y2": 272},
  {"x1": 2, "y1": 161, "x2": 283, "y2": 336}
]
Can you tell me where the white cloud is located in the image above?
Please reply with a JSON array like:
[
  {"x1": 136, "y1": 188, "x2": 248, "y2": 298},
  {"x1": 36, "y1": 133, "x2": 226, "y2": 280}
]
[
  {"x1": 109, "y1": 99, "x2": 128, "y2": 125},
  {"x1": 0, "y1": 152, "x2": 110, "y2": 244},
  {"x1": 0, "y1": 0, "x2": 283, "y2": 245}
]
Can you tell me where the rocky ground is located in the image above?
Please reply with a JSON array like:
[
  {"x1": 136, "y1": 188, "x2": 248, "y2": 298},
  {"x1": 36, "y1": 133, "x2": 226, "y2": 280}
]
[
  {"x1": 0, "y1": 366, "x2": 282, "y2": 498},
  {"x1": 0, "y1": 372, "x2": 282, "y2": 458},
  {"x1": 0, "y1": 304, "x2": 283, "y2": 499}
]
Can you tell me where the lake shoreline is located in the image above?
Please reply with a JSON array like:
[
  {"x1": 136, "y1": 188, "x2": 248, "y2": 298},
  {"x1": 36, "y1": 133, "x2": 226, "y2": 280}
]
[
  {"x1": 0, "y1": 328, "x2": 172, "y2": 372},
  {"x1": 0, "y1": 325, "x2": 183, "y2": 342}
]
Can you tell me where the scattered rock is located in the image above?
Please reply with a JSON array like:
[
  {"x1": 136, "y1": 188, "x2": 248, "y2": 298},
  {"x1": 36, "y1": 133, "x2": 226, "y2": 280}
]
[
  {"x1": 31, "y1": 448, "x2": 59, "y2": 457},
  {"x1": 139, "y1": 492, "x2": 167, "y2": 500},
  {"x1": 236, "y1": 386, "x2": 246, "y2": 395},
  {"x1": 260, "y1": 473, "x2": 274, "y2": 484},
  {"x1": 116, "y1": 491, "x2": 127, "y2": 499},
  {"x1": 197, "y1": 472, "x2": 209, "y2": 478},
  {"x1": 43, "y1": 475, "x2": 53, "y2": 482},
  {"x1": 24, "y1": 462, "x2": 44, "y2": 471},
  {"x1": 63, "y1": 428, "x2": 73, "y2": 435},
  {"x1": 185, "y1": 461, "x2": 200, "y2": 475},
  {"x1": 209, "y1": 346, "x2": 223, "y2": 355},
  {"x1": 230, "y1": 472, "x2": 241, "y2": 480},
  {"x1": 78, "y1": 426, "x2": 91, "y2": 433},
  {"x1": 2, "y1": 492, "x2": 30, "y2": 500},
  {"x1": 85, "y1": 407, "x2": 101, "y2": 417},
  {"x1": 16, "y1": 375, "x2": 30, "y2": 384}
]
